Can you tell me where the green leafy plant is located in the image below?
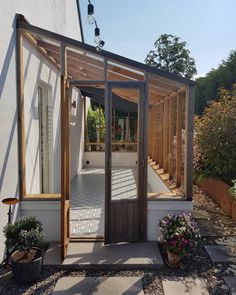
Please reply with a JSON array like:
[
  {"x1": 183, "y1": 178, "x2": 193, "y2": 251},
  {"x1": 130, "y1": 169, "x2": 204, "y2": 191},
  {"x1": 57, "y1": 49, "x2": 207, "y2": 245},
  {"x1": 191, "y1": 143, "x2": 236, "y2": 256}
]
[
  {"x1": 3, "y1": 216, "x2": 44, "y2": 254},
  {"x1": 159, "y1": 213, "x2": 200, "y2": 257},
  {"x1": 229, "y1": 179, "x2": 236, "y2": 201},
  {"x1": 145, "y1": 34, "x2": 197, "y2": 78},
  {"x1": 87, "y1": 105, "x2": 105, "y2": 144},
  {"x1": 194, "y1": 86, "x2": 236, "y2": 184}
]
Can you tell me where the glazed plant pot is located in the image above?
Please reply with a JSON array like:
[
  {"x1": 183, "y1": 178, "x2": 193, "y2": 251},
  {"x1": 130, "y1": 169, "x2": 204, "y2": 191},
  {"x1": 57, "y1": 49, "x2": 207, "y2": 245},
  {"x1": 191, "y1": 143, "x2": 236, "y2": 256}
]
[
  {"x1": 11, "y1": 247, "x2": 43, "y2": 284},
  {"x1": 167, "y1": 251, "x2": 182, "y2": 268}
]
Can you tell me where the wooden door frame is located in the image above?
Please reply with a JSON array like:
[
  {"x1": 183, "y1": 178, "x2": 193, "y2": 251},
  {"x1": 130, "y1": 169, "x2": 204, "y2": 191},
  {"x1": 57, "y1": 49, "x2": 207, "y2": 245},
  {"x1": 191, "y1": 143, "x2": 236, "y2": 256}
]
[{"x1": 105, "y1": 81, "x2": 148, "y2": 244}]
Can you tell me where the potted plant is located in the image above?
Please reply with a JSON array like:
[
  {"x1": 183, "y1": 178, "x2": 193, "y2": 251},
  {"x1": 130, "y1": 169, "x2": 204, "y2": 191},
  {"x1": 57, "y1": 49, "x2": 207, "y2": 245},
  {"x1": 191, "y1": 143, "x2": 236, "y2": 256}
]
[
  {"x1": 3, "y1": 216, "x2": 45, "y2": 284},
  {"x1": 159, "y1": 212, "x2": 200, "y2": 268}
]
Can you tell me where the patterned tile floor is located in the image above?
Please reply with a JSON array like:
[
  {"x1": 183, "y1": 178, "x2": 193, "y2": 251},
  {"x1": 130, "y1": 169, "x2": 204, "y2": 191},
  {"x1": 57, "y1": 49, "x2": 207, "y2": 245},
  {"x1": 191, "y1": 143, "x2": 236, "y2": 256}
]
[{"x1": 70, "y1": 167, "x2": 141, "y2": 237}]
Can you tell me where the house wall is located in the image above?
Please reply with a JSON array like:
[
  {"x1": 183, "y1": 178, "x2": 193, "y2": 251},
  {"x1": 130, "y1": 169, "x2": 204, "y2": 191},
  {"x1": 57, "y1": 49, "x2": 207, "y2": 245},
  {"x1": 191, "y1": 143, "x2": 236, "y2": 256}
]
[
  {"x1": 70, "y1": 90, "x2": 84, "y2": 178},
  {"x1": 148, "y1": 164, "x2": 170, "y2": 193},
  {"x1": 24, "y1": 38, "x2": 61, "y2": 194},
  {"x1": 0, "y1": 0, "x2": 82, "y2": 259},
  {"x1": 83, "y1": 152, "x2": 137, "y2": 167},
  {"x1": 147, "y1": 201, "x2": 193, "y2": 240}
]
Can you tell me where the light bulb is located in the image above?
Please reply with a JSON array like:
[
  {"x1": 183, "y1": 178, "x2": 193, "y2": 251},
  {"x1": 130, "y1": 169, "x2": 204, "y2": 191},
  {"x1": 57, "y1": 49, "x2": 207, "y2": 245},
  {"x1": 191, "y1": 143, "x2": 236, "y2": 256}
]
[
  {"x1": 94, "y1": 35, "x2": 100, "y2": 44},
  {"x1": 98, "y1": 40, "x2": 105, "y2": 48},
  {"x1": 94, "y1": 27, "x2": 100, "y2": 43},
  {"x1": 87, "y1": 14, "x2": 95, "y2": 25},
  {"x1": 87, "y1": 4, "x2": 95, "y2": 24}
]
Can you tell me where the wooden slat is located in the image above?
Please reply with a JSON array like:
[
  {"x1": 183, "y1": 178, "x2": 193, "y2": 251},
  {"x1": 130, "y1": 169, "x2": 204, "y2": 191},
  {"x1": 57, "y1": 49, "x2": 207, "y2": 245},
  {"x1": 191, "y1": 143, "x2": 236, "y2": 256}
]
[
  {"x1": 168, "y1": 95, "x2": 176, "y2": 178},
  {"x1": 176, "y1": 92, "x2": 183, "y2": 187},
  {"x1": 16, "y1": 29, "x2": 26, "y2": 198},
  {"x1": 163, "y1": 99, "x2": 169, "y2": 172},
  {"x1": 109, "y1": 200, "x2": 139, "y2": 243},
  {"x1": 37, "y1": 40, "x2": 104, "y2": 68},
  {"x1": 184, "y1": 86, "x2": 194, "y2": 200},
  {"x1": 159, "y1": 102, "x2": 164, "y2": 168},
  {"x1": 25, "y1": 194, "x2": 61, "y2": 199},
  {"x1": 23, "y1": 32, "x2": 60, "y2": 70}
]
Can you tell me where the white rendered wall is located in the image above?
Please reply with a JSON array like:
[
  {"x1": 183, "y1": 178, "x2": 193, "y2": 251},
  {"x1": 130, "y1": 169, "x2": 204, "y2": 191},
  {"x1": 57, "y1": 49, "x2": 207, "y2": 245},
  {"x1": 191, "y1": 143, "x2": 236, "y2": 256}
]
[
  {"x1": 0, "y1": 1, "x2": 82, "y2": 259},
  {"x1": 147, "y1": 201, "x2": 193, "y2": 241},
  {"x1": 70, "y1": 90, "x2": 84, "y2": 179},
  {"x1": 21, "y1": 201, "x2": 61, "y2": 241},
  {"x1": 24, "y1": 38, "x2": 61, "y2": 194},
  {"x1": 148, "y1": 164, "x2": 170, "y2": 193},
  {"x1": 83, "y1": 152, "x2": 137, "y2": 167}
]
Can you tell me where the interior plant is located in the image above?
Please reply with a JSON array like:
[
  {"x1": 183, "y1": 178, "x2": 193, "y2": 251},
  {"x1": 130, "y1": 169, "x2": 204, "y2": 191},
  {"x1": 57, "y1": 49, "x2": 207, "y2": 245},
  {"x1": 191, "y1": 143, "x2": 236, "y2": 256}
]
[
  {"x1": 159, "y1": 212, "x2": 200, "y2": 267},
  {"x1": 3, "y1": 216, "x2": 45, "y2": 284}
]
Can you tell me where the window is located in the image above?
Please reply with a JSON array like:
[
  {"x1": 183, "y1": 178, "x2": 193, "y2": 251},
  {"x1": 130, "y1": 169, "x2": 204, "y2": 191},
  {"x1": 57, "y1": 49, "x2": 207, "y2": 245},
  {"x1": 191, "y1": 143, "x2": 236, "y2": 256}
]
[
  {"x1": 85, "y1": 99, "x2": 137, "y2": 152},
  {"x1": 38, "y1": 85, "x2": 53, "y2": 193}
]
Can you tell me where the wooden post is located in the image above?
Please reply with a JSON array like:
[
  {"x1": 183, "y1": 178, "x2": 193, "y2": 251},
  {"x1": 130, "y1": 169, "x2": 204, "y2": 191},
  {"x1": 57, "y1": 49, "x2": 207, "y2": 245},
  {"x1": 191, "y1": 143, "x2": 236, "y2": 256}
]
[
  {"x1": 168, "y1": 95, "x2": 175, "y2": 178},
  {"x1": 16, "y1": 29, "x2": 26, "y2": 198},
  {"x1": 184, "y1": 86, "x2": 194, "y2": 200},
  {"x1": 153, "y1": 108, "x2": 158, "y2": 163},
  {"x1": 60, "y1": 43, "x2": 70, "y2": 260},
  {"x1": 151, "y1": 107, "x2": 157, "y2": 162},
  {"x1": 149, "y1": 109, "x2": 153, "y2": 159},
  {"x1": 163, "y1": 98, "x2": 169, "y2": 172},
  {"x1": 105, "y1": 82, "x2": 112, "y2": 244},
  {"x1": 159, "y1": 101, "x2": 164, "y2": 168},
  {"x1": 83, "y1": 96, "x2": 87, "y2": 150},
  {"x1": 176, "y1": 92, "x2": 183, "y2": 187},
  {"x1": 148, "y1": 108, "x2": 152, "y2": 157}
]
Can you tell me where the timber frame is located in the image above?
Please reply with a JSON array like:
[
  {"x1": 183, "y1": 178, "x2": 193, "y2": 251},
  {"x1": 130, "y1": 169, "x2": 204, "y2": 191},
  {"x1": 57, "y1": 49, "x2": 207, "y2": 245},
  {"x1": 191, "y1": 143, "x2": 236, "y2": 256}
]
[{"x1": 16, "y1": 14, "x2": 195, "y2": 259}]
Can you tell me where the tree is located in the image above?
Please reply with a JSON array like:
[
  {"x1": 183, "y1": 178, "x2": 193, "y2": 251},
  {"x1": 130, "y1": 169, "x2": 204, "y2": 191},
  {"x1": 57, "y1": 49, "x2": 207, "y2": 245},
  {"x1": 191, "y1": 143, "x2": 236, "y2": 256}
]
[
  {"x1": 195, "y1": 50, "x2": 236, "y2": 115},
  {"x1": 145, "y1": 34, "x2": 197, "y2": 79},
  {"x1": 194, "y1": 85, "x2": 236, "y2": 184}
]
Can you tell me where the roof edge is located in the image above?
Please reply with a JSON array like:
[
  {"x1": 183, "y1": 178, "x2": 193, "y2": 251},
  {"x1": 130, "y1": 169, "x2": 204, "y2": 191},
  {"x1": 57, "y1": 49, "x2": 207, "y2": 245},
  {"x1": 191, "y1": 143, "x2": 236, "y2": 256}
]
[{"x1": 16, "y1": 14, "x2": 195, "y2": 86}]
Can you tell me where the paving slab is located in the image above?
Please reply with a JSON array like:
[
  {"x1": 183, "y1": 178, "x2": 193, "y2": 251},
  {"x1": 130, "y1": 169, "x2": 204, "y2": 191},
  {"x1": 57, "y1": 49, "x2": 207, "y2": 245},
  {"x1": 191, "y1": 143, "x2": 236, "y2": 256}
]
[
  {"x1": 44, "y1": 242, "x2": 164, "y2": 270},
  {"x1": 162, "y1": 277, "x2": 209, "y2": 295},
  {"x1": 223, "y1": 277, "x2": 236, "y2": 295},
  {"x1": 193, "y1": 210, "x2": 210, "y2": 220},
  {"x1": 197, "y1": 220, "x2": 222, "y2": 237},
  {"x1": 52, "y1": 276, "x2": 144, "y2": 295},
  {"x1": 216, "y1": 237, "x2": 236, "y2": 262},
  {"x1": 205, "y1": 245, "x2": 232, "y2": 263}
]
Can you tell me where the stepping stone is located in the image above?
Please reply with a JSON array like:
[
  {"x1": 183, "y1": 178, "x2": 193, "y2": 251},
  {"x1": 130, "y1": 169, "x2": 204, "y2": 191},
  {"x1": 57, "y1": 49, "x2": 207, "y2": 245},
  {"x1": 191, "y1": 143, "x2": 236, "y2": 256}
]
[
  {"x1": 44, "y1": 242, "x2": 164, "y2": 269},
  {"x1": 193, "y1": 210, "x2": 210, "y2": 220},
  {"x1": 52, "y1": 277, "x2": 144, "y2": 295},
  {"x1": 162, "y1": 277, "x2": 209, "y2": 295},
  {"x1": 223, "y1": 277, "x2": 236, "y2": 294},
  {"x1": 197, "y1": 220, "x2": 222, "y2": 237},
  {"x1": 205, "y1": 245, "x2": 232, "y2": 263},
  {"x1": 216, "y1": 237, "x2": 236, "y2": 259}
]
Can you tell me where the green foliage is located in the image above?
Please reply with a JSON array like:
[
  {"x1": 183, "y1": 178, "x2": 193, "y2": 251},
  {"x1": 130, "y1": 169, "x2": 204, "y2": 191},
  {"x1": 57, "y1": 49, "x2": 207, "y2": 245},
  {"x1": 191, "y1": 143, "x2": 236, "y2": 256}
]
[
  {"x1": 87, "y1": 106, "x2": 105, "y2": 143},
  {"x1": 229, "y1": 179, "x2": 236, "y2": 201},
  {"x1": 3, "y1": 216, "x2": 44, "y2": 253},
  {"x1": 195, "y1": 50, "x2": 236, "y2": 114},
  {"x1": 145, "y1": 34, "x2": 197, "y2": 79},
  {"x1": 194, "y1": 86, "x2": 236, "y2": 183}
]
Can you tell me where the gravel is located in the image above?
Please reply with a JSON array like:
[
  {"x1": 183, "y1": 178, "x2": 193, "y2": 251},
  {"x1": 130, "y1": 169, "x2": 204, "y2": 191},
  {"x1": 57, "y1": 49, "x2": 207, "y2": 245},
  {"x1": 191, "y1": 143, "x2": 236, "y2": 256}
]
[{"x1": 0, "y1": 184, "x2": 235, "y2": 295}]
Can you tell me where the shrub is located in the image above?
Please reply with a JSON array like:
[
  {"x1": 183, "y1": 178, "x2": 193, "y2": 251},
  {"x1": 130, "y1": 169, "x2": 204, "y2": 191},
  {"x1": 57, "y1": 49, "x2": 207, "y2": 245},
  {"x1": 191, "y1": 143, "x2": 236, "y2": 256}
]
[
  {"x1": 159, "y1": 213, "x2": 200, "y2": 257},
  {"x1": 3, "y1": 216, "x2": 44, "y2": 253},
  {"x1": 194, "y1": 86, "x2": 236, "y2": 184}
]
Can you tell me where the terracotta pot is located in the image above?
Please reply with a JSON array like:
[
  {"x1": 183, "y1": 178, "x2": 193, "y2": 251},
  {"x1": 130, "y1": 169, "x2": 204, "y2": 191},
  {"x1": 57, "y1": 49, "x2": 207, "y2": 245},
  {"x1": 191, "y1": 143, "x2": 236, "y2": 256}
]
[{"x1": 167, "y1": 251, "x2": 182, "y2": 268}]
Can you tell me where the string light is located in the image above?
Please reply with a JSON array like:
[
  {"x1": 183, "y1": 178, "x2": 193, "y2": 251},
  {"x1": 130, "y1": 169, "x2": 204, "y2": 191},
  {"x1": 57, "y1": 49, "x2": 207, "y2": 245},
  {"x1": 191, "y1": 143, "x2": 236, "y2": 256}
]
[{"x1": 87, "y1": 0, "x2": 105, "y2": 50}]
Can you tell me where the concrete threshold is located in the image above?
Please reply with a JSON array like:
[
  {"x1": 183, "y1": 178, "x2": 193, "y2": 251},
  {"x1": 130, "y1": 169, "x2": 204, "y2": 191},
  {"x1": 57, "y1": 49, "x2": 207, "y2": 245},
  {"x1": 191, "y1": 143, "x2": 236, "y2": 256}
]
[{"x1": 44, "y1": 241, "x2": 164, "y2": 270}]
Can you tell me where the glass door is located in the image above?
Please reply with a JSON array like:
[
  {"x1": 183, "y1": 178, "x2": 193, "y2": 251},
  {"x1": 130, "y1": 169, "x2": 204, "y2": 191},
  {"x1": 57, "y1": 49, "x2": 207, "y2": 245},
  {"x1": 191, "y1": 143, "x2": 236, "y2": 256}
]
[{"x1": 105, "y1": 82, "x2": 147, "y2": 244}]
